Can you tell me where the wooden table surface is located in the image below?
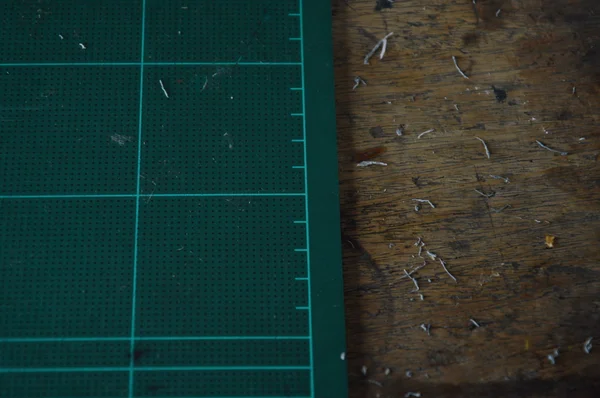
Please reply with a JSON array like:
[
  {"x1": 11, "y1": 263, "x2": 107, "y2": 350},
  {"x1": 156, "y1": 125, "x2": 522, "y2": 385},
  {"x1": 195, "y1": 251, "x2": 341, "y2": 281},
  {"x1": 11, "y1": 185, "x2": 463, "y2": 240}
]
[{"x1": 332, "y1": 0, "x2": 600, "y2": 397}]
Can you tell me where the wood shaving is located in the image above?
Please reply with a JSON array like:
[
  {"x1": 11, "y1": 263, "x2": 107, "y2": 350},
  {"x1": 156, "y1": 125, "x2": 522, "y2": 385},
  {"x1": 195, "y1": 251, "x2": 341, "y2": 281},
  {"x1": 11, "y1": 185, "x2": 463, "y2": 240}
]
[
  {"x1": 417, "y1": 129, "x2": 435, "y2": 139},
  {"x1": 475, "y1": 136, "x2": 490, "y2": 159},
  {"x1": 352, "y1": 76, "x2": 367, "y2": 90},
  {"x1": 412, "y1": 199, "x2": 435, "y2": 208},
  {"x1": 364, "y1": 32, "x2": 394, "y2": 64},
  {"x1": 536, "y1": 140, "x2": 568, "y2": 156},
  {"x1": 357, "y1": 161, "x2": 388, "y2": 167},
  {"x1": 452, "y1": 55, "x2": 469, "y2": 79}
]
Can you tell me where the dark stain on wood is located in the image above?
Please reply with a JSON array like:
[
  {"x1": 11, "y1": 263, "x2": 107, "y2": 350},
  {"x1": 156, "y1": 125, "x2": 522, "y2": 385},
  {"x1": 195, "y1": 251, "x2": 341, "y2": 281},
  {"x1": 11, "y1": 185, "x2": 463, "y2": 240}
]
[
  {"x1": 354, "y1": 146, "x2": 386, "y2": 162},
  {"x1": 369, "y1": 125, "x2": 385, "y2": 138},
  {"x1": 374, "y1": 0, "x2": 393, "y2": 12},
  {"x1": 492, "y1": 85, "x2": 507, "y2": 102}
]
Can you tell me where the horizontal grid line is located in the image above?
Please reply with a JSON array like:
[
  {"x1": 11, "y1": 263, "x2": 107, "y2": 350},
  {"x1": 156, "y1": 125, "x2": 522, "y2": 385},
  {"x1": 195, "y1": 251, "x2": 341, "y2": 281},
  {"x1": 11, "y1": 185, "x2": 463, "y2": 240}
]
[
  {"x1": 0, "y1": 366, "x2": 311, "y2": 373},
  {"x1": 0, "y1": 336, "x2": 310, "y2": 343},
  {"x1": 0, "y1": 62, "x2": 301, "y2": 67},
  {"x1": 0, "y1": 193, "x2": 305, "y2": 199},
  {"x1": 130, "y1": 396, "x2": 311, "y2": 398}
]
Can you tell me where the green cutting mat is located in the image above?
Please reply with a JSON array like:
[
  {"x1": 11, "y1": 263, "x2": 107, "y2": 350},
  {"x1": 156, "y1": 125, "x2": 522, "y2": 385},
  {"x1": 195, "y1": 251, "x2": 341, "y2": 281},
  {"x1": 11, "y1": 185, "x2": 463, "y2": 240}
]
[{"x1": 0, "y1": 1, "x2": 346, "y2": 397}]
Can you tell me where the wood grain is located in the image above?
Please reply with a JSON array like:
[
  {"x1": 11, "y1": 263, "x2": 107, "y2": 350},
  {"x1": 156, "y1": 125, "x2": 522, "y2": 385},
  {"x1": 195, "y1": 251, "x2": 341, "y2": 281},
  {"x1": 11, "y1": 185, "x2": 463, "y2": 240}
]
[{"x1": 332, "y1": 0, "x2": 600, "y2": 396}]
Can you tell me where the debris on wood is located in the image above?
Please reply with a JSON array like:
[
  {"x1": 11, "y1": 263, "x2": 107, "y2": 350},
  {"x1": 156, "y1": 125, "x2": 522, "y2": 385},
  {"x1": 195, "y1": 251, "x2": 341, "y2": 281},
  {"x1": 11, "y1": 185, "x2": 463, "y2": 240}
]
[
  {"x1": 440, "y1": 258, "x2": 457, "y2": 282},
  {"x1": 384, "y1": 367, "x2": 391, "y2": 376},
  {"x1": 584, "y1": 337, "x2": 593, "y2": 354},
  {"x1": 491, "y1": 204, "x2": 511, "y2": 213},
  {"x1": 417, "y1": 128, "x2": 435, "y2": 139},
  {"x1": 452, "y1": 55, "x2": 469, "y2": 79},
  {"x1": 489, "y1": 174, "x2": 510, "y2": 183},
  {"x1": 404, "y1": 269, "x2": 420, "y2": 291},
  {"x1": 469, "y1": 318, "x2": 480, "y2": 328},
  {"x1": 357, "y1": 161, "x2": 388, "y2": 167},
  {"x1": 361, "y1": 365, "x2": 368, "y2": 376},
  {"x1": 400, "y1": 262, "x2": 427, "y2": 280},
  {"x1": 353, "y1": 76, "x2": 367, "y2": 90},
  {"x1": 396, "y1": 124, "x2": 405, "y2": 136},
  {"x1": 547, "y1": 348, "x2": 559, "y2": 365},
  {"x1": 367, "y1": 379, "x2": 383, "y2": 387},
  {"x1": 545, "y1": 234, "x2": 556, "y2": 248},
  {"x1": 496, "y1": 8, "x2": 501, "y2": 17},
  {"x1": 405, "y1": 370, "x2": 413, "y2": 378},
  {"x1": 420, "y1": 323, "x2": 431, "y2": 335},
  {"x1": 412, "y1": 199, "x2": 436, "y2": 208},
  {"x1": 474, "y1": 189, "x2": 495, "y2": 198},
  {"x1": 426, "y1": 250, "x2": 437, "y2": 261},
  {"x1": 405, "y1": 392, "x2": 421, "y2": 397},
  {"x1": 535, "y1": 140, "x2": 568, "y2": 156},
  {"x1": 364, "y1": 32, "x2": 394, "y2": 64},
  {"x1": 475, "y1": 136, "x2": 491, "y2": 159}
]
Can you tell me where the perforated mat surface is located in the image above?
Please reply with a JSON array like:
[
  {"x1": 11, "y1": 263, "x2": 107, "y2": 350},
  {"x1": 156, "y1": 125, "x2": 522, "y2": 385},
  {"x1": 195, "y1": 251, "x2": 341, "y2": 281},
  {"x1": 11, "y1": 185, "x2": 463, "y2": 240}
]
[{"x1": 0, "y1": 1, "x2": 346, "y2": 397}]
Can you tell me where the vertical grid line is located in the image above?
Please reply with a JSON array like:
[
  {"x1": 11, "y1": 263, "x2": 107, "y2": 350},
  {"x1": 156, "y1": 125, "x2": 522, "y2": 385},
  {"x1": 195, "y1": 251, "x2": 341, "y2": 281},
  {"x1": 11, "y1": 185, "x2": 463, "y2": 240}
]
[
  {"x1": 298, "y1": 1, "x2": 315, "y2": 397},
  {"x1": 129, "y1": 0, "x2": 147, "y2": 396}
]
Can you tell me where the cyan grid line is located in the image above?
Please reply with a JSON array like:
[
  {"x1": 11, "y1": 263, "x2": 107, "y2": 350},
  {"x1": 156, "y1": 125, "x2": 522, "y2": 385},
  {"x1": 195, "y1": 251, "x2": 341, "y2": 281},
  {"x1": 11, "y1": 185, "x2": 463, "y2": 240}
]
[
  {"x1": 0, "y1": 62, "x2": 301, "y2": 67},
  {"x1": 126, "y1": 397, "x2": 310, "y2": 398},
  {"x1": 0, "y1": 193, "x2": 306, "y2": 199},
  {"x1": 139, "y1": 396, "x2": 311, "y2": 398},
  {"x1": 0, "y1": 336, "x2": 310, "y2": 343},
  {"x1": 298, "y1": 2, "x2": 316, "y2": 396},
  {"x1": 0, "y1": 366, "x2": 311, "y2": 374},
  {"x1": 129, "y1": 0, "x2": 147, "y2": 396}
]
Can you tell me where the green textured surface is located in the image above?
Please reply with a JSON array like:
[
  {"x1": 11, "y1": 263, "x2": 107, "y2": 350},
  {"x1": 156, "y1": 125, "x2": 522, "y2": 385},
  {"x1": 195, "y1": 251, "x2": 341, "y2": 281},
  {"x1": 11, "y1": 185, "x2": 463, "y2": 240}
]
[{"x1": 0, "y1": 1, "x2": 346, "y2": 397}]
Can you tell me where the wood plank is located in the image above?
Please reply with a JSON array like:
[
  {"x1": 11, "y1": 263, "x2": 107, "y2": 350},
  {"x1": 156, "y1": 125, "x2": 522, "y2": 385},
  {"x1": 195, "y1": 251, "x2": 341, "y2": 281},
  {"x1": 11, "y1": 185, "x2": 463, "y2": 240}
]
[{"x1": 333, "y1": 0, "x2": 600, "y2": 396}]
